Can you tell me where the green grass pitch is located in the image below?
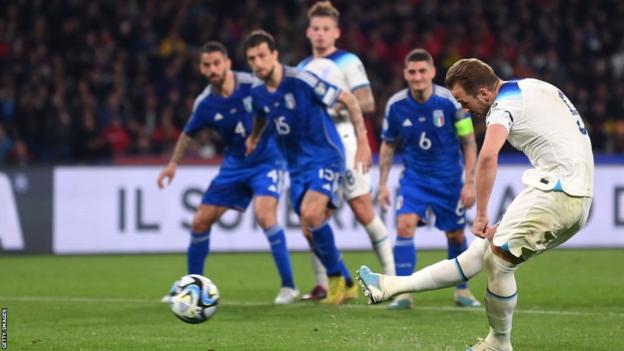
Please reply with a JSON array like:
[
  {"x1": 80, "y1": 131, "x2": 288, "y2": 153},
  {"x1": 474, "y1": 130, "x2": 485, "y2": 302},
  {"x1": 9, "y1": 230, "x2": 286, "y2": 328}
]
[{"x1": 1, "y1": 249, "x2": 623, "y2": 350}]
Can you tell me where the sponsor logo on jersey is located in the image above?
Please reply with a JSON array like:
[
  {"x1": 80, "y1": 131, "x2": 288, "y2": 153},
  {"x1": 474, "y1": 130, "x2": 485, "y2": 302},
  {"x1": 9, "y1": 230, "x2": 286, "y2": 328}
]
[
  {"x1": 284, "y1": 93, "x2": 296, "y2": 109},
  {"x1": 433, "y1": 110, "x2": 445, "y2": 127},
  {"x1": 402, "y1": 119, "x2": 413, "y2": 127}
]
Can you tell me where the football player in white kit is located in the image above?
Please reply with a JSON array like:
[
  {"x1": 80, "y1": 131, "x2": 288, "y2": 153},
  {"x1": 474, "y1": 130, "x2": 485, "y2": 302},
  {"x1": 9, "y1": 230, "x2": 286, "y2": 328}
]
[
  {"x1": 297, "y1": 1, "x2": 395, "y2": 301},
  {"x1": 358, "y1": 58, "x2": 593, "y2": 351}
]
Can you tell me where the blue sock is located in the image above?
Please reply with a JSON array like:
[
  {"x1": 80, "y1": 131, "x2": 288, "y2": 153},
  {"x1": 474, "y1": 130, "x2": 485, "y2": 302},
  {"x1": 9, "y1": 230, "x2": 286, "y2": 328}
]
[
  {"x1": 264, "y1": 225, "x2": 295, "y2": 288},
  {"x1": 338, "y1": 258, "x2": 354, "y2": 287},
  {"x1": 187, "y1": 230, "x2": 210, "y2": 275},
  {"x1": 393, "y1": 236, "x2": 416, "y2": 276},
  {"x1": 448, "y1": 237, "x2": 468, "y2": 289},
  {"x1": 309, "y1": 221, "x2": 341, "y2": 276}
]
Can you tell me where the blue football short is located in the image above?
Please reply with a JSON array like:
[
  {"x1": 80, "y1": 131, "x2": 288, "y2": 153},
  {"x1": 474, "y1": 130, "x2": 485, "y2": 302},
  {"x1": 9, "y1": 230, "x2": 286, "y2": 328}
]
[
  {"x1": 288, "y1": 165, "x2": 343, "y2": 215},
  {"x1": 202, "y1": 161, "x2": 285, "y2": 211},
  {"x1": 396, "y1": 176, "x2": 466, "y2": 232}
]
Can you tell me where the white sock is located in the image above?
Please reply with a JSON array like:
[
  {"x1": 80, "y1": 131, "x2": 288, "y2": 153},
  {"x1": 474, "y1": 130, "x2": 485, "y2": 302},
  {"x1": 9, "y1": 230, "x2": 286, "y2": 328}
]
[
  {"x1": 483, "y1": 246, "x2": 517, "y2": 350},
  {"x1": 310, "y1": 253, "x2": 328, "y2": 289},
  {"x1": 383, "y1": 237, "x2": 488, "y2": 297},
  {"x1": 365, "y1": 216, "x2": 395, "y2": 275}
]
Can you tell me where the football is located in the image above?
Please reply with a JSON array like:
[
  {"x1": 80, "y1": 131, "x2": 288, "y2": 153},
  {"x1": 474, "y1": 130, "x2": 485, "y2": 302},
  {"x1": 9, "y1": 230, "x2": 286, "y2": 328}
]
[{"x1": 169, "y1": 274, "x2": 220, "y2": 324}]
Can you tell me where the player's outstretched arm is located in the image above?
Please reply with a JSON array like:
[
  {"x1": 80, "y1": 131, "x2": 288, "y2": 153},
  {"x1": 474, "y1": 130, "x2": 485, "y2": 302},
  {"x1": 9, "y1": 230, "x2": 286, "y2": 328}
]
[
  {"x1": 336, "y1": 91, "x2": 372, "y2": 172},
  {"x1": 377, "y1": 141, "x2": 396, "y2": 211},
  {"x1": 245, "y1": 116, "x2": 267, "y2": 156},
  {"x1": 472, "y1": 124, "x2": 508, "y2": 237},
  {"x1": 352, "y1": 86, "x2": 375, "y2": 114},
  {"x1": 157, "y1": 133, "x2": 193, "y2": 189},
  {"x1": 459, "y1": 133, "x2": 478, "y2": 208}
]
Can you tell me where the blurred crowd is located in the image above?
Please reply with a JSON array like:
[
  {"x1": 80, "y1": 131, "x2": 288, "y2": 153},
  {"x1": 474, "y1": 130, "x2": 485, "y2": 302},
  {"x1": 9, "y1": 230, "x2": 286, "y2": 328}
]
[{"x1": 1, "y1": 0, "x2": 624, "y2": 165}]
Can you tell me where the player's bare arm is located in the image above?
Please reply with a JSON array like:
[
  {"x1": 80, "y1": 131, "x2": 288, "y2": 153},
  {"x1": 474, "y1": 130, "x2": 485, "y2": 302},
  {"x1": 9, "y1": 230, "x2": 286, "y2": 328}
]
[
  {"x1": 336, "y1": 90, "x2": 372, "y2": 172},
  {"x1": 352, "y1": 86, "x2": 375, "y2": 114},
  {"x1": 377, "y1": 141, "x2": 396, "y2": 211},
  {"x1": 459, "y1": 133, "x2": 477, "y2": 208},
  {"x1": 472, "y1": 124, "x2": 508, "y2": 238},
  {"x1": 245, "y1": 116, "x2": 268, "y2": 156},
  {"x1": 157, "y1": 133, "x2": 193, "y2": 189}
]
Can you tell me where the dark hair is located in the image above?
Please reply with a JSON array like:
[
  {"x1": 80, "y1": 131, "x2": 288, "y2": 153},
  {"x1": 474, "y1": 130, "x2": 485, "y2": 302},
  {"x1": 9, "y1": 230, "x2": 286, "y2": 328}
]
[
  {"x1": 308, "y1": 1, "x2": 340, "y2": 22},
  {"x1": 243, "y1": 30, "x2": 276, "y2": 53},
  {"x1": 404, "y1": 48, "x2": 434, "y2": 66},
  {"x1": 445, "y1": 58, "x2": 500, "y2": 95},
  {"x1": 199, "y1": 41, "x2": 228, "y2": 58}
]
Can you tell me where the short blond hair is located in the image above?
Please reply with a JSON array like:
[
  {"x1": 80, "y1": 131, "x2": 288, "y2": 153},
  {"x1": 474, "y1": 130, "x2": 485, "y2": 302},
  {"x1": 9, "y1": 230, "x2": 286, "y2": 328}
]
[
  {"x1": 308, "y1": 1, "x2": 340, "y2": 23},
  {"x1": 445, "y1": 58, "x2": 500, "y2": 95}
]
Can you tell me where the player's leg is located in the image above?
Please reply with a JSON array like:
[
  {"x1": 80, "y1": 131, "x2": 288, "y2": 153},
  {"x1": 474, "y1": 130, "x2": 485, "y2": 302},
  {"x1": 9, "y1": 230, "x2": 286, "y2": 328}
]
[
  {"x1": 254, "y1": 195, "x2": 299, "y2": 304},
  {"x1": 188, "y1": 204, "x2": 228, "y2": 275},
  {"x1": 446, "y1": 229, "x2": 481, "y2": 307},
  {"x1": 162, "y1": 203, "x2": 226, "y2": 303},
  {"x1": 300, "y1": 189, "x2": 345, "y2": 304},
  {"x1": 358, "y1": 236, "x2": 489, "y2": 304},
  {"x1": 386, "y1": 213, "x2": 418, "y2": 309},
  {"x1": 470, "y1": 190, "x2": 591, "y2": 351},
  {"x1": 300, "y1": 221, "x2": 329, "y2": 300},
  {"x1": 348, "y1": 192, "x2": 395, "y2": 276}
]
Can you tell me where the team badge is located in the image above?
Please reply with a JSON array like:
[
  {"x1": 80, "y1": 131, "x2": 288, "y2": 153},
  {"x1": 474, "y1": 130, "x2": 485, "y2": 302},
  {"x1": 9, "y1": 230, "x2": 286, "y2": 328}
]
[
  {"x1": 284, "y1": 93, "x2": 296, "y2": 109},
  {"x1": 243, "y1": 97, "x2": 252, "y2": 112},
  {"x1": 433, "y1": 109, "x2": 445, "y2": 127},
  {"x1": 315, "y1": 82, "x2": 327, "y2": 96}
]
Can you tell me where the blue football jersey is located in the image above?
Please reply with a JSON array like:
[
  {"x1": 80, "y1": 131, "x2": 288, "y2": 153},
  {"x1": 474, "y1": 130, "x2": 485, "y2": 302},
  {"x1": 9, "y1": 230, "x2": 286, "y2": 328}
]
[
  {"x1": 251, "y1": 65, "x2": 345, "y2": 174},
  {"x1": 184, "y1": 71, "x2": 283, "y2": 169},
  {"x1": 382, "y1": 85, "x2": 470, "y2": 184}
]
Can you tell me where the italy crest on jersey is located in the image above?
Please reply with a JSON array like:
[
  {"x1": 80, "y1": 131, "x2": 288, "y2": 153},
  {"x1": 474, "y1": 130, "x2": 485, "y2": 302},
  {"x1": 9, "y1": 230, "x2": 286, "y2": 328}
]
[
  {"x1": 284, "y1": 93, "x2": 296, "y2": 109},
  {"x1": 433, "y1": 109, "x2": 445, "y2": 127}
]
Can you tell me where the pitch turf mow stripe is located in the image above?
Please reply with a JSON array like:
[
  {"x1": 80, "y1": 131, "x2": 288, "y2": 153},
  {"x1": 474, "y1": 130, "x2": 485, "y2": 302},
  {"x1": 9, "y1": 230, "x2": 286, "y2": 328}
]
[{"x1": 2, "y1": 295, "x2": 622, "y2": 318}]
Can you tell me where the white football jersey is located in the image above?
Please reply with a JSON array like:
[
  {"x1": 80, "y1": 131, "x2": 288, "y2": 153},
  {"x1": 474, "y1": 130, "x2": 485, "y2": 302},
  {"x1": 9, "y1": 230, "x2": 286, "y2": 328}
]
[{"x1": 486, "y1": 79, "x2": 594, "y2": 197}]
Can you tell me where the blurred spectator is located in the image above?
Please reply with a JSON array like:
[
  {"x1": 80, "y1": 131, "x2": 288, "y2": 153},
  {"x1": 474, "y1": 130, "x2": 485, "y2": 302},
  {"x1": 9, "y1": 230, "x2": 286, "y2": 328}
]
[{"x1": 0, "y1": 0, "x2": 623, "y2": 166}]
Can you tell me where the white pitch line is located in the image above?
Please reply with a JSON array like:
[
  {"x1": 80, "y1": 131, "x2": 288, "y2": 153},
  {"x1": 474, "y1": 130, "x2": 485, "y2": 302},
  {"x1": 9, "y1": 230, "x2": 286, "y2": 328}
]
[{"x1": 1, "y1": 295, "x2": 622, "y2": 318}]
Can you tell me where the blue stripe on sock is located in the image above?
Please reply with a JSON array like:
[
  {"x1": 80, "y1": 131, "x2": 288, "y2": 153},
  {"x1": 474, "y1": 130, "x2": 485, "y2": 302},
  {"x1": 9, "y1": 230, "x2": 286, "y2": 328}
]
[
  {"x1": 453, "y1": 258, "x2": 469, "y2": 282},
  {"x1": 486, "y1": 287, "x2": 518, "y2": 300}
]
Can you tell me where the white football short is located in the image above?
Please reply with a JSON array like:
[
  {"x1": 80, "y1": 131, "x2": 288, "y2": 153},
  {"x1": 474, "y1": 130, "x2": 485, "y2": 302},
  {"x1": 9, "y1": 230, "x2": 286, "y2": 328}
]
[
  {"x1": 493, "y1": 186, "x2": 592, "y2": 260},
  {"x1": 335, "y1": 120, "x2": 372, "y2": 201}
]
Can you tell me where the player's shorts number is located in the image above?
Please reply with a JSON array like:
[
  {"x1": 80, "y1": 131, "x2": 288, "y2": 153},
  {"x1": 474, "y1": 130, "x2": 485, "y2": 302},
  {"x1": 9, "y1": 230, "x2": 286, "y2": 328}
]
[
  {"x1": 419, "y1": 131, "x2": 432, "y2": 150},
  {"x1": 344, "y1": 170, "x2": 355, "y2": 186},
  {"x1": 318, "y1": 168, "x2": 337, "y2": 181},
  {"x1": 274, "y1": 116, "x2": 291, "y2": 135}
]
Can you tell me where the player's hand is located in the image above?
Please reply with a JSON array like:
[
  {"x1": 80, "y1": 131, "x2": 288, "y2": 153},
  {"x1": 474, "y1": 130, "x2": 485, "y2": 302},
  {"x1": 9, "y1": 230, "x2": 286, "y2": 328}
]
[
  {"x1": 377, "y1": 184, "x2": 391, "y2": 211},
  {"x1": 472, "y1": 214, "x2": 489, "y2": 238},
  {"x1": 245, "y1": 136, "x2": 258, "y2": 156},
  {"x1": 157, "y1": 162, "x2": 177, "y2": 189},
  {"x1": 460, "y1": 182, "x2": 476, "y2": 208},
  {"x1": 355, "y1": 140, "x2": 373, "y2": 173}
]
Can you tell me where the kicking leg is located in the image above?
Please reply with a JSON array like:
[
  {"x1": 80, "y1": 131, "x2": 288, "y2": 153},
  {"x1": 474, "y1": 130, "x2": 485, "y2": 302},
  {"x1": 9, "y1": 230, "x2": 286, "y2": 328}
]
[{"x1": 358, "y1": 237, "x2": 489, "y2": 304}]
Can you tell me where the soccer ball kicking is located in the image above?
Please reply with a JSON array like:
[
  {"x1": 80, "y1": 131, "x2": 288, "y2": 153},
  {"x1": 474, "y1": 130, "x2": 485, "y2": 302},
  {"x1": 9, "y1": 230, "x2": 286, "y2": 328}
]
[{"x1": 168, "y1": 274, "x2": 220, "y2": 324}]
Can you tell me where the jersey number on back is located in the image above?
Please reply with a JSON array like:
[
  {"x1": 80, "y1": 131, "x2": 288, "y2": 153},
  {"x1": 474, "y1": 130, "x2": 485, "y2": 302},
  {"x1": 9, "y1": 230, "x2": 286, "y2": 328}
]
[{"x1": 558, "y1": 91, "x2": 587, "y2": 135}]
